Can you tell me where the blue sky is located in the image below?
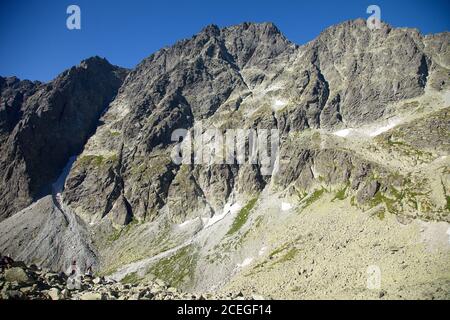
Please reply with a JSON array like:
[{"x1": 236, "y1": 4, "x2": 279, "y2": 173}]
[{"x1": 0, "y1": 0, "x2": 449, "y2": 82}]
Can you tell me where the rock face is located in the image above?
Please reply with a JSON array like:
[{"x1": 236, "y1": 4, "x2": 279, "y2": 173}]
[
  {"x1": 61, "y1": 19, "x2": 448, "y2": 225},
  {"x1": 0, "y1": 57, "x2": 128, "y2": 221}
]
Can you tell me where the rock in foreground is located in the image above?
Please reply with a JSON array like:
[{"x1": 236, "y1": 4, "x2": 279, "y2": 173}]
[{"x1": 0, "y1": 256, "x2": 252, "y2": 300}]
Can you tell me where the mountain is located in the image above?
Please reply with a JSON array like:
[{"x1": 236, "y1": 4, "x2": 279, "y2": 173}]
[
  {"x1": 0, "y1": 19, "x2": 449, "y2": 299},
  {"x1": 0, "y1": 57, "x2": 128, "y2": 221}
]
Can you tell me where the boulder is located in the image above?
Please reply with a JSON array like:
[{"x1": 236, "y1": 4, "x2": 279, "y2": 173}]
[
  {"x1": 4, "y1": 290, "x2": 25, "y2": 299},
  {"x1": 108, "y1": 195, "x2": 133, "y2": 226},
  {"x1": 80, "y1": 292, "x2": 106, "y2": 300},
  {"x1": 47, "y1": 287, "x2": 61, "y2": 300},
  {"x1": 5, "y1": 267, "x2": 33, "y2": 285},
  {"x1": 356, "y1": 180, "x2": 380, "y2": 204},
  {"x1": 93, "y1": 277, "x2": 103, "y2": 284}
]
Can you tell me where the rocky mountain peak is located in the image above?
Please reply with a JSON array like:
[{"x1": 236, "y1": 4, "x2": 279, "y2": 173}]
[
  {"x1": 199, "y1": 24, "x2": 221, "y2": 37},
  {"x1": 79, "y1": 55, "x2": 111, "y2": 68},
  {"x1": 0, "y1": 58, "x2": 128, "y2": 221}
]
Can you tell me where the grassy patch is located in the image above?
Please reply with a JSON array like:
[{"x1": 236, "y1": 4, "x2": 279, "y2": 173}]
[
  {"x1": 296, "y1": 190, "x2": 308, "y2": 202},
  {"x1": 106, "y1": 219, "x2": 139, "y2": 243},
  {"x1": 268, "y1": 244, "x2": 290, "y2": 259},
  {"x1": 446, "y1": 196, "x2": 450, "y2": 212},
  {"x1": 350, "y1": 196, "x2": 357, "y2": 207},
  {"x1": 332, "y1": 184, "x2": 349, "y2": 201},
  {"x1": 251, "y1": 245, "x2": 298, "y2": 273},
  {"x1": 302, "y1": 188, "x2": 326, "y2": 208},
  {"x1": 254, "y1": 215, "x2": 264, "y2": 229},
  {"x1": 146, "y1": 245, "x2": 198, "y2": 289},
  {"x1": 121, "y1": 272, "x2": 140, "y2": 284},
  {"x1": 227, "y1": 198, "x2": 258, "y2": 236},
  {"x1": 276, "y1": 248, "x2": 298, "y2": 264},
  {"x1": 369, "y1": 191, "x2": 398, "y2": 213},
  {"x1": 377, "y1": 209, "x2": 386, "y2": 221},
  {"x1": 78, "y1": 154, "x2": 118, "y2": 168},
  {"x1": 107, "y1": 229, "x2": 122, "y2": 243},
  {"x1": 382, "y1": 137, "x2": 434, "y2": 161}
]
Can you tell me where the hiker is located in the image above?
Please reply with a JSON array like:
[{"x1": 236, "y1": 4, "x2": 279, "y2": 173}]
[
  {"x1": 66, "y1": 259, "x2": 79, "y2": 277},
  {"x1": 71, "y1": 260, "x2": 77, "y2": 275},
  {"x1": 67, "y1": 259, "x2": 82, "y2": 290}
]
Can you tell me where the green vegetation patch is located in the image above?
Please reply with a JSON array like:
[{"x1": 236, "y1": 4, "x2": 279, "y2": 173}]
[
  {"x1": 332, "y1": 184, "x2": 349, "y2": 201},
  {"x1": 369, "y1": 191, "x2": 398, "y2": 213},
  {"x1": 377, "y1": 209, "x2": 386, "y2": 221},
  {"x1": 268, "y1": 243, "x2": 290, "y2": 259},
  {"x1": 146, "y1": 245, "x2": 198, "y2": 289},
  {"x1": 250, "y1": 243, "x2": 299, "y2": 274},
  {"x1": 121, "y1": 272, "x2": 140, "y2": 285},
  {"x1": 107, "y1": 229, "x2": 122, "y2": 243},
  {"x1": 227, "y1": 198, "x2": 258, "y2": 236},
  {"x1": 302, "y1": 188, "x2": 326, "y2": 208},
  {"x1": 78, "y1": 154, "x2": 118, "y2": 168},
  {"x1": 276, "y1": 248, "x2": 298, "y2": 264},
  {"x1": 106, "y1": 219, "x2": 139, "y2": 243}
]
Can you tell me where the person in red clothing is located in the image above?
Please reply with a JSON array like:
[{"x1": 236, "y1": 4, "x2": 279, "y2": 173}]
[{"x1": 67, "y1": 259, "x2": 82, "y2": 290}]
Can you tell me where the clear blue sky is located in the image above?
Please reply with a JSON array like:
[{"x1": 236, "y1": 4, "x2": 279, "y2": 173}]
[{"x1": 1, "y1": 0, "x2": 449, "y2": 82}]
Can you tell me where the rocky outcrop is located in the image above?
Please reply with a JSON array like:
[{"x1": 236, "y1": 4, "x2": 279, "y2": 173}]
[
  {"x1": 0, "y1": 256, "x2": 253, "y2": 300},
  {"x1": 0, "y1": 57, "x2": 128, "y2": 221},
  {"x1": 60, "y1": 20, "x2": 445, "y2": 226},
  {"x1": 60, "y1": 20, "x2": 448, "y2": 227}
]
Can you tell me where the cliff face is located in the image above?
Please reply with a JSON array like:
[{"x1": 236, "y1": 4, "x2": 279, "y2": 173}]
[
  {"x1": 0, "y1": 20, "x2": 449, "y2": 299},
  {"x1": 61, "y1": 20, "x2": 448, "y2": 226},
  {"x1": 0, "y1": 57, "x2": 128, "y2": 221}
]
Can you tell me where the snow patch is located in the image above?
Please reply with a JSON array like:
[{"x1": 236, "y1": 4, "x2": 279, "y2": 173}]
[
  {"x1": 272, "y1": 99, "x2": 286, "y2": 111},
  {"x1": 281, "y1": 202, "x2": 293, "y2": 212},
  {"x1": 333, "y1": 128, "x2": 354, "y2": 137},
  {"x1": 52, "y1": 156, "x2": 77, "y2": 195},
  {"x1": 367, "y1": 119, "x2": 401, "y2": 137},
  {"x1": 237, "y1": 257, "x2": 253, "y2": 268},
  {"x1": 332, "y1": 118, "x2": 402, "y2": 138},
  {"x1": 447, "y1": 228, "x2": 450, "y2": 245},
  {"x1": 202, "y1": 202, "x2": 241, "y2": 229},
  {"x1": 274, "y1": 100, "x2": 285, "y2": 107},
  {"x1": 258, "y1": 246, "x2": 267, "y2": 256}
]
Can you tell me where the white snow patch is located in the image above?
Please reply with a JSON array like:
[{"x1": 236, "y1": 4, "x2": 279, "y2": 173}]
[
  {"x1": 281, "y1": 202, "x2": 293, "y2": 212},
  {"x1": 237, "y1": 257, "x2": 254, "y2": 268},
  {"x1": 52, "y1": 156, "x2": 77, "y2": 195},
  {"x1": 272, "y1": 99, "x2": 286, "y2": 111},
  {"x1": 447, "y1": 228, "x2": 450, "y2": 244},
  {"x1": 258, "y1": 246, "x2": 267, "y2": 256},
  {"x1": 367, "y1": 118, "x2": 401, "y2": 137},
  {"x1": 332, "y1": 118, "x2": 402, "y2": 139},
  {"x1": 202, "y1": 202, "x2": 241, "y2": 229},
  {"x1": 333, "y1": 128, "x2": 354, "y2": 137},
  {"x1": 274, "y1": 99, "x2": 285, "y2": 107}
]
